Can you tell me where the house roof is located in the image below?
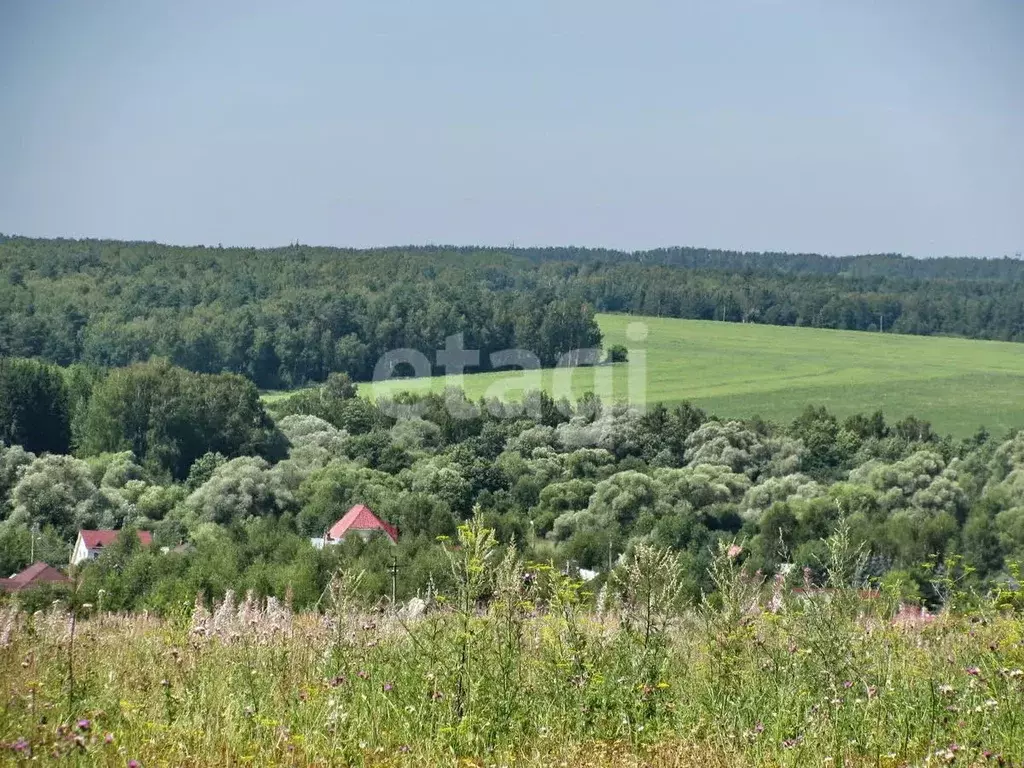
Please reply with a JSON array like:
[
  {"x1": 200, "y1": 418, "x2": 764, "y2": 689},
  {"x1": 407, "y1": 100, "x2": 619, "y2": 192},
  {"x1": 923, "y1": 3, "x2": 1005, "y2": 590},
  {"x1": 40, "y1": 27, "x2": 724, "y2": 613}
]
[
  {"x1": 0, "y1": 561, "x2": 68, "y2": 592},
  {"x1": 79, "y1": 530, "x2": 153, "y2": 549},
  {"x1": 326, "y1": 504, "x2": 398, "y2": 543}
]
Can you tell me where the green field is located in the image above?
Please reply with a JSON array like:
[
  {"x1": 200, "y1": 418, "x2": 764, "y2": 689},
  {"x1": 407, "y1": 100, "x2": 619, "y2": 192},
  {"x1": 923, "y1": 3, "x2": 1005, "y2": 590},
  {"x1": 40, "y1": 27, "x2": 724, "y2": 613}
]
[{"x1": 270, "y1": 314, "x2": 1024, "y2": 438}]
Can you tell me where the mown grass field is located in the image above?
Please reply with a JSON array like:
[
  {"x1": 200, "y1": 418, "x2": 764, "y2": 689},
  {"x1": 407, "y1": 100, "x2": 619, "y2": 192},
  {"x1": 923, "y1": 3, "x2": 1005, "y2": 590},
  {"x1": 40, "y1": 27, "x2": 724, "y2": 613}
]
[{"x1": 267, "y1": 315, "x2": 1024, "y2": 439}]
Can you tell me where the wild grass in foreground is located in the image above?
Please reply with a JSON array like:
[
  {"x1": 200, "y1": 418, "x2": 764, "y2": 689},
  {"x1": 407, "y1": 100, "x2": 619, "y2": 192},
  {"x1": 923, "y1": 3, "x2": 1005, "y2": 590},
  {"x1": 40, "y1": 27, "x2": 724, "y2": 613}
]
[{"x1": 2, "y1": 523, "x2": 1024, "y2": 767}]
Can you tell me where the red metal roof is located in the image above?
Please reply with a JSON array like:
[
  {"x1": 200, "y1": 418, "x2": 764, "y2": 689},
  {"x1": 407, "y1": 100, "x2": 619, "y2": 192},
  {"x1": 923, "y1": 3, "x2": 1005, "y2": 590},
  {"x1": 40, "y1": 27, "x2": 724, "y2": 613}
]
[
  {"x1": 79, "y1": 530, "x2": 153, "y2": 549},
  {"x1": 326, "y1": 504, "x2": 398, "y2": 543}
]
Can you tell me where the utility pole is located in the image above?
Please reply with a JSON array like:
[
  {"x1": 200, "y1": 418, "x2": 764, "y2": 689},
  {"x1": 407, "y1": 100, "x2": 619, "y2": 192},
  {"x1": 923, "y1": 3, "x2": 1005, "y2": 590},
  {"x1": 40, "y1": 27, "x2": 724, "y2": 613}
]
[
  {"x1": 388, "y1": 556, "x2": 400, "y2": 606},
  {"x1": 30, "y1": 523, "x2": 38, "y2": 562},
  {"x1": 607, "y1": 541, "x2": 613, "y2": 575},
  {"x1": 879, "y1": 312, "x2": 884, "y2": 333}
]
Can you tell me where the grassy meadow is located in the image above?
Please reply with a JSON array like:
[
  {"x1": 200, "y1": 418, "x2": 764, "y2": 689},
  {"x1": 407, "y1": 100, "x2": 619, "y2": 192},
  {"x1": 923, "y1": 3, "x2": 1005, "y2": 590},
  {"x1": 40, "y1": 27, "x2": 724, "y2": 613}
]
[
  {"x1": 3, "y1": 530, "x2": 1024, "y2": 767},
  {"x1": 267, "y1": 315, "x2": 1024, "y2": 439}
]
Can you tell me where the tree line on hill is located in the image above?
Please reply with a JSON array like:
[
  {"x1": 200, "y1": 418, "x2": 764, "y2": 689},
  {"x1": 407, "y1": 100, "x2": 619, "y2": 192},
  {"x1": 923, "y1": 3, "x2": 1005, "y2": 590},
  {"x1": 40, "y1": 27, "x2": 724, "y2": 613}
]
[
  {"x1": 2, "y1": 237, "x2": 1024, "y2": 392},
  {"x1": 1, "y1": 355, "x2": 1022, "y2": 614}
]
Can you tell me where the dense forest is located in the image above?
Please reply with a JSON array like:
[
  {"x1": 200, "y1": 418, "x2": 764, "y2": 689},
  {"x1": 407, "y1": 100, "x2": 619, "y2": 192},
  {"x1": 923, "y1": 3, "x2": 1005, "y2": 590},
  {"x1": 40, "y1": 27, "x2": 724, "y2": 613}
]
[
  {"x1": 3, "y1": 237, "x2": 1024, "y2": 614},
  {"x1": 1, "y1": 355, "x2": 1021, "y2": 614},
  {"x1": 2, "y1": 237, "x2": 1024, "y2": 390}
]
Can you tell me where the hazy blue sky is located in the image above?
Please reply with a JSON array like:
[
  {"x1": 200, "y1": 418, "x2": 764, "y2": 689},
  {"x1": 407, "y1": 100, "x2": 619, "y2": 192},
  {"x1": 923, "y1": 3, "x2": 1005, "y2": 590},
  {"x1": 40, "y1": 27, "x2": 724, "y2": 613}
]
[{"x1": 1, "y1": 1, "x2": 1021, "y2": 257}]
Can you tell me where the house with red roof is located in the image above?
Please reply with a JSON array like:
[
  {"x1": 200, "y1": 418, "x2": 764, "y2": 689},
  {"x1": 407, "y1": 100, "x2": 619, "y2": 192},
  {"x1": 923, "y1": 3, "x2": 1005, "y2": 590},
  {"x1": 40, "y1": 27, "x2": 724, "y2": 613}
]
[
  {"x1": 320, "y1": 504, "x2": 398, "y2": 546},
  {"x1": 71, "y1": 530, "x2": 153, "y2": 566},
  {"x1": 0, "y1": 561, "x2": 70, "y2": 593}
]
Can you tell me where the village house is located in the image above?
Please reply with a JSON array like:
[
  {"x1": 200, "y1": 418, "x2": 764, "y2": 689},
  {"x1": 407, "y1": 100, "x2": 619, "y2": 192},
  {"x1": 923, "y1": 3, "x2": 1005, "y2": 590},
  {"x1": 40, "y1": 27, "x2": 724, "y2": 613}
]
[
  {"x1": 311, "y1": 504, "x2": 398, "y2": 549},
  {"x1": 71, "y1": 529, "x2": 153, "y2": 566},
  {"x1": 0, "y1": 561, "x2": 70, "y2": 593}
]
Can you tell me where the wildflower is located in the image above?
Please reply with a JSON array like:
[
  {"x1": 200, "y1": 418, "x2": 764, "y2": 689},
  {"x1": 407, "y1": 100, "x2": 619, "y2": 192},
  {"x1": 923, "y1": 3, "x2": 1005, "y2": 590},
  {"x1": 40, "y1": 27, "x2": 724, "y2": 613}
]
[
  {"x1": 782, "y1": 736, "x2": 802, "y2": 749},
  {"x1": 754, "y1": 722, "x2": 764, "y2": 734},
  {"x1": 966, "y1": 666, "x2": 981, "y2": 676},
  {"x1": 398, "y1": 745, "x2": 411, "y2": 754},
  {"x1": 727, "y1": 544, "x2": 742, "y2": 560},
  {"x1": 842, "y1": 680, "x2": 853, "y2": 689},
  {"x1": 357, "y1": 670, "x2": 369, "y2": 680},
  {"x1": 938, "y1": 684, "x2": 954, "y2": 696},
  {"x1": 866, "y1": 685, "x2": 877, "y2": 699},
  {"x1": 129, "y1": 761, "x2": 141, "y2": 768},
  {"x1": 429, "y1": 690, "x2": 444, "y2": 701},
  {"x1": 12, "y1": 738, "x2": 29, "y2": 753},
  {"x1": 77, "y1": 719, "x2": 90, "y2": 731},
  {"x1": 383, "y1": 682, "x2": 394, "y2": 693},
  {"x1": 328, "y1": 675, "x2": 347, "y2": 688},
  {"x1": 105, "y1": 733, "x2": 115, "y2": 744}
]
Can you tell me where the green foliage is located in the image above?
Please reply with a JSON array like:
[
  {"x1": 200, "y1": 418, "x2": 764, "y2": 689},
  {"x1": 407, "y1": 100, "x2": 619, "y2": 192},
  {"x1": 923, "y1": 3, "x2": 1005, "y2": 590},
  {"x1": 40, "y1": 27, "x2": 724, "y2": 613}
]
[
  {"x1": 77, "y1": 359, "x2": 285, "y2": 479},
  {"x1": 0, "y1": 357, "x2": 70, "y2": 454},
  {"x1": 606, "y1": 344, "x2": 628, "y2": 363},
  {"x1": 3, "y1": 345, "x2": 1024, "y2": 617},
  {"x1": 0, "y1": 238, "x2": 604, "y2": 389}
]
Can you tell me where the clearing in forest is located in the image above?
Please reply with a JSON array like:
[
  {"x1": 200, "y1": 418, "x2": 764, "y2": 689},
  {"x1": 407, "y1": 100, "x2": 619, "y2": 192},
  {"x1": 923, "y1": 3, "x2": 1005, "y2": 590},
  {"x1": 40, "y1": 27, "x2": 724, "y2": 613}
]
[{"x1": 272, "y1": 314, "x2": 1024, "y2": 439}]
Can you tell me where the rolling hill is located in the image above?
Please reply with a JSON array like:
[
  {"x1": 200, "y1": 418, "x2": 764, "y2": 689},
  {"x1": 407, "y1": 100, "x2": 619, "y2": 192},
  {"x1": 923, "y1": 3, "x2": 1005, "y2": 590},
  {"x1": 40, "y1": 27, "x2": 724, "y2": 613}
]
[{"x1": 331, "y1": 314, "x2": 1024, "y2": 439}]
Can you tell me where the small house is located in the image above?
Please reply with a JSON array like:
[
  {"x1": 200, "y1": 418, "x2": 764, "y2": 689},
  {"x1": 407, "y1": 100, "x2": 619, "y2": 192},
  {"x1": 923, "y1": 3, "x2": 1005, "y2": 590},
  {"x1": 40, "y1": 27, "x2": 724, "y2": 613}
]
[
  {"x1": 72, "y1": 530, "x2": 153, "y2": 566},
  {"x1": 321, "y1": 504, "x2": 398, "y2": 545},
  {"x1": 0, "y1": 562, "x2": 70, "y2": 593}
]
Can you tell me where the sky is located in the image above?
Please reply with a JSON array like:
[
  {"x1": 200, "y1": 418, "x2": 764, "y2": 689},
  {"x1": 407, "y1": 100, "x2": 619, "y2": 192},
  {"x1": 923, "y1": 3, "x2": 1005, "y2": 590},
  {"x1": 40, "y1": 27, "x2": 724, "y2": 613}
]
[{"x1": 0, "y1": 0, "x2": 1021, "y2": 258}]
